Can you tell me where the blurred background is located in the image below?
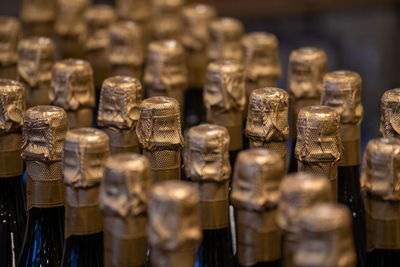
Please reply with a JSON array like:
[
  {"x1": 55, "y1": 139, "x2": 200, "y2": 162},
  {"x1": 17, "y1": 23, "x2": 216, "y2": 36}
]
[{"x1": 2, "y1": 0, "x2": 400, "y2": 152}]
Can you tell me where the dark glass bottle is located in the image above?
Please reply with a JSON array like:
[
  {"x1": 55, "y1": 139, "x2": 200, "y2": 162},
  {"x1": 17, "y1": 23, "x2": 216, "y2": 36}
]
[
  {"x1": 321, "y1": 70, "x2": 366, "y2": 267},
  {"x1": 61, "y1": 233, "x2": 104, "y2": 267}
]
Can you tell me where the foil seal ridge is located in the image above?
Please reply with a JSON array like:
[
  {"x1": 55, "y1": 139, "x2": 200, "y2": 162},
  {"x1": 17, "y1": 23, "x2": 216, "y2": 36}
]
[{"x1": 380, "y1": 88, "x2": 400, "y2": 137}]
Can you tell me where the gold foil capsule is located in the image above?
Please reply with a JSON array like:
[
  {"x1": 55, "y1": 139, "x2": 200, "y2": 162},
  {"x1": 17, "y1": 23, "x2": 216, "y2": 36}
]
[
  {"x1": 97, "y1": 76, "x2": 142, "y2": 154},
  {"x1": 50, "y1": 59, "x2": 95, "y2": 129},
  {"x1": 380, "y1": 88, "x2": 400, "y2": 137},
  {"x1": 0, "y1": 17, "x2": 21, "y2": 79},
  {"x1": 17, "y1": 37, "x2": 56, "y2": 107},
  {"x1": 100, "y1": 153, "x2": 152, "y2": 267},
  {"x1": 361, "y1": 137, "x2": 400, "y2": 251},
  {"x1": 231, "y1": 149, "x2": 285, "y2": 266},
  {"x1": 0, "y1": 79, "x2": 26, "y2": 177},
  {"x1": 22, "y1": 105, "x2": 68, "y2": 209},
  {"x1": 208, "y1": 17, "x2": 244, "y2": 62},
  {"x1": 293, "y1": 203, "x2": 356, "y2": 267},
  {"x1": 321, "y1": 70, "x2": 363, "y2": 167},
  {"x1": 84, "y1": 4, "x2": 116, "y2": 88},
  {"x1": 295, "y1": 106, "x2": 342, "y2": 199},
  {"x1": 149, "y1": 181, "x2": 202, "y2": 267},
  {"x1": 20, "y1": 0, "x2": 56, "y2": 37},
  {"x1": 62, "y1": 128, "x2": 109, "y2": 238},
  {"x1": 246, "y1": 87, "x2": 289, "y2": 164},
  {"x1": 151, "y1": 0, "x2": 185, "y2": 41},
  {"x1": 184, "y1": 124, "x2": 230, "y2": 230},
  {"x1": 136, "y1": 96, "x2": 183, "y2": 182},
  {"x1": 276, "y1": 172, "x2": 333, "y2": 267},
  {"x1": 204, "y1": 59, "x2": 246, "y2": 151},
  {"x1": 181, "y1": 4, "x2": 217, "y2": 88},
  {"x1": 54, "y1": 0, "x2": 90, "y2": 59},
  {"x1": 287, "y1": 47, "x2": 327, "y2": 136},
  {"x1": 144, "y1": 40, "x2": 187, "y2": 108},
  {"x1": 108, "y1": 21, "x2": 144, "y2": 79}
]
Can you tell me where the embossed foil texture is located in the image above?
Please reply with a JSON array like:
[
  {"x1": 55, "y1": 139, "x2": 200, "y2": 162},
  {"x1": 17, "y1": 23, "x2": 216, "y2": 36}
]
[
  {"x1": 380, "y1": 88, "x2": 400, "y2": 137},
  {"x1": 231, "y1": 149, "x2": 285, "y2": 265},
  {"x1": 0, "y1": 17, "x2": 21, "y2": 78},
  {"x1": 20, "y1": 0, "x2": 56, "y2": 37},
  {"x1": 151, "y1": 0, "x2": 185, "y2": 41}
]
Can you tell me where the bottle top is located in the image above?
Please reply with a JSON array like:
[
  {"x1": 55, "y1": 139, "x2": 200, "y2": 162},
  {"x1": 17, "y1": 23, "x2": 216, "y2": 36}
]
[
  {"x1": 184, "y1": 124, "x2": 230, "y2": 182},
  {"x1": 288, "y1": 47, "x2": 327, "y2": 100},
  {"x1": 246, "y1": 87, "x2": 289, "y2": 142},
  {"x1": 151, "y1": 0, "x2": 185, "y2": 40},
  {"x1": 242, "y1": 32, "x2": 281, "y2": 81},
  {"x1": 100, "y1": 153, "x2": 152, "y2": 218},
  {"x1": 0, "y1": 79, "x2": 26, "y2": 135},
  {"x1": 380, "y1": 88, "x2": 400, "y2": 137},
  {"x1": 22, "y1": 105, "x2": 68, "y2": 161},
  {"x1": 361, "y1": 137, "x2": 400, "y2": 201},
  {"x1": 97, "y1": 76, "x2": 142, "y2": 129},
  {"x1": 136, "y1": 96, "x2": 183, "y2": 150},
  {"x1": 276, "y1": 172, "x2": 333, "y2": 233},
  {"x1": 20, "y1": 0, "x2": 56, "y2": 23},
  {"x1": 50, "y1": 59, "x2": 95, "y2": 111},
  {"x1": 17, "y1": 37, "x2": 56, "y2": 87},
  {"x1": 294, "y1": 203, "x2": 356, "y2": 267},
  {"x1": 55, "y1": 0, "x2": 90, "y2": 36},
  {"x1": 0, "y1": 17, "x2": 21, "y2": 66},
  {"x1": 63, "y1": 128, "x2": 109, "y2": 188},
  {"x1": 295, "y1": 106, "x2": 342, "y2": 162},
  {"x1": 149, "y1": 181, "x2": 202, "y2": 249},
  {"x1": 231, "y1": 148, "x2": 285, "y2": 211},
  {"x1": 115, "y1": 0, "x2": 152, "y2": 22},
  {"x1": 108, "y1": 21, "x2": 143, "y2": 67}
]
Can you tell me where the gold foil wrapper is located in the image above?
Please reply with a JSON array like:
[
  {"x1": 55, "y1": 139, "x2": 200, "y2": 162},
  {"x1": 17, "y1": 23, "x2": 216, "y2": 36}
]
[
  {"x1": 20, "y1": 0, "x2": 55, "y2": 37},
  {"x1": 22, "y1": 105, "x2": 68, "y2": 209},
  {"x1": 50, "y1": 59, "x2": 95, "y2": 129},
  {"x1": 144, "y1": 40, "x2": 187, "y2": 107},
  {"x1": 17, "y1": 37, "x2": 55, "y2": 107},
  {"x1": 0, "y1": 17, "x2": 21, "y2": 79},
  {"x1": 98, "y1": 76, "x2": 142, "y2": 154},
  {"x1": 100, "y1": 153, "x2": 151, "y2": 267},
  {"x1": 63, "y1": 128, "x2": 109, "y2": 237},
  {"x1": 204, "y1": 60, "x2": 245, "y2": 151},
  {"x1": 149, "y1": 181, "x2": 202, "y2": 267},
  {"x1": 136, "y1": 96, "x2": 183, "y2": 182},
  {"x1": 108, "y1": 21, "x2": 144, "y2": 79},
  {"x1": 208, "y1": 17, "x2": 244, "y2": 62},
  {"x1": 151, "y1": 0, "x2": 184, "y2": 41},
  {"x1": 361, "y1": 137, "x2": 400, "y2": 250},
  {"x1": 380, "y1": 88, "x2": 400, "y2": 137},
  {"x1": 0, "y1": 79, "x2": 25, "y2": 177},
  {"x1": 293, "y1": 203, "x2": 356, "y2": 267},
  {"x1": 246, "y1": 87, "x2": 289, "y2": 163},
  {"x1": 321, "y1": 70, "x2": 363, "y2": 166},
  {"x1": 232, "y1": 149, "x2": 285, "y2": 265},
  {"x1": 182, "y1": 4, "x2": 217, "y2": 88},
  {"x1": 185, "y1": 124, "x2": 230, "y2": 229}
]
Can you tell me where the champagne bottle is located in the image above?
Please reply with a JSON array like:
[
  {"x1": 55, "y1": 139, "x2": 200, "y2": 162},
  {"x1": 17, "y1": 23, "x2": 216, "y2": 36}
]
[
  {"x1": 293, "y1": 203, "x2": 356, "y2": 267},
  {"x1": 295, "y1": 106, "x2": 342, "y2": 199},
  {"x1": 0, "y1": 79, "x2": 26, "y2": 267},
  {"x1": 276, "y1": 172, "x2": 333, "y2": 267},
  {"x1": 17, "y1": 37, "x2": 55, "y2": 107},
  {"x1": 321, "y1": 70, "x2": 366, "y2": 267},
  {"x1": 380, "y1": 88, "x2": 400, "y2": 137},
  {"x1": 181, "y1": 4, "x2": 217, "y2": 128},
  {"x1": 0, "y1": 17, "x2": 21, "y2": 79},
  {"x1": 287, "y1": 47, "x2": 327, "y2": 173},
  {"x1": 50, "y1": 59, "x2": 95, "y2": 128},
  {"x1": 144, "y1": 40, "x2": 187, "y2": 112},
  {"x1": 136, "y1": 96, "x2": 184, "y2": 182},
  {"x1": 361, "y1": 138, "x2": 400, "y2": 266},
  {"x1": 151, "y1": 0, "x2": 184, "y2": 41},
  {"x1": 207, "y1": 17, "x2": 244, "y2": 62},
  {"x1": 246, "y1": 87, "x2": 289, "y2": 166},
  {"x1": 18, "y1": 105, "x2": 68, "y2": 267},
  {"x1": 108, "y1": 21, "x2": 144, "y2": 79},
  {"x1": 185, "y1": 124, "x2": 234, "y2": 267},
  {"x1": 231, "y1": 149, "x2": 285, "y2": 267},
  {"x1": 61, "y1": 128, "x2": 109, "y2": 267},
  {"x1": 83, "y1": 5, "x2": 116, "y2": 90},
  {"x1": 148, "y1": 181, "x2": 202, "y2": 267},
  {"x1": 99, "y1": 153, "x2": 152, "y2": 267},
  {"x1": 97, "y1": 76, "x2": 142, "y2": 154},
  {"x1": 54, "y1": 0, "x2": 90, "y2": 59},
  {"x1": 19, "y1": 0, "x2": 55, "y2": 37}
]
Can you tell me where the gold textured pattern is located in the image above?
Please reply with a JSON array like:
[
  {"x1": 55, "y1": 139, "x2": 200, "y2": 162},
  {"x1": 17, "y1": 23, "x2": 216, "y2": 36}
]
[
  {"x1": 0, "y1": 17, "x2": 21, "y2": 68},
  {"x1": 55, "y1": 0, "x2": 89, "y2": 36},
  {"x1": 293, "y1": 203, "x2": 356, "y2": 267},
  {"x1": 20, "y1": 0, "x2": 55, "y2": 37},
  {"x1": 115, "y1": 0, "x2": 152, "y2": 22},
  {"x1": 151, "y1": 0, "x2": 184, "y2": 41},
  {"x1": 380, "y1": 88, "x2": 400, "y2": 137}
]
